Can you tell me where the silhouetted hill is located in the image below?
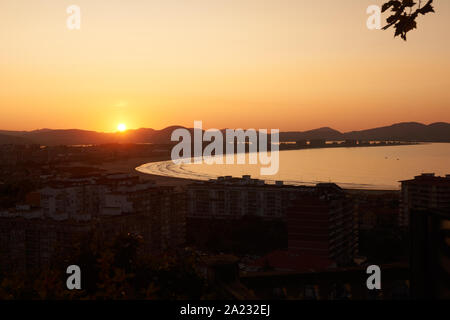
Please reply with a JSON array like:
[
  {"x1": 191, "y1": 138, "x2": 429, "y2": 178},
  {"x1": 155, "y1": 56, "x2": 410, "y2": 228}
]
[
  {"x1": 343, "y1": 122, "x2": 450, "y2": 142},
  {"x1": 0, "y1": 127, "x2": 194, "y2": 146},
  {"x1": 0, "y1": 129, "x2": 116, "y2": 146},
  {"x1": 0, "y1": 122, "x2": 448, "y2": 145},
  {"x1": 280, "y1": 127, "x2": 344, "y2": 141}
]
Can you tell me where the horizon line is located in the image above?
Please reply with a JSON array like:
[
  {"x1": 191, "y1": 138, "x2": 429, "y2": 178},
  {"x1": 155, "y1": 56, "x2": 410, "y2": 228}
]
[{"x1": 0, "y1": 120, "x2": 449, "y2": 134}]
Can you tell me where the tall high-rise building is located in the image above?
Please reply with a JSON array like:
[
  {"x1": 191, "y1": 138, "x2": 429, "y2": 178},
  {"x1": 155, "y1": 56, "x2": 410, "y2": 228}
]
[
  {"x1": 401, "y1": 173, "x2": 450, "y2": 298},
  {"x1": 286, "y1": 183, "x2": 358, "y2": 266},
  {"x1": 400, "y1": 173, "x2": 450, "y2": 227},
  {"x1": 187, "y1": 177, "x2": 358, "y2": 268}
]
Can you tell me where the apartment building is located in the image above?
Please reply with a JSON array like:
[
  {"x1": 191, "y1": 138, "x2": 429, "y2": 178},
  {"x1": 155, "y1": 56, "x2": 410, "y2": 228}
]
[
  {"x1": 187, "y1": 175, "x2": 311, "y2": 219},
  {"x1": 399, "y1": 173, "x2": 450, "y2": 227},
  {"x1": 0, "y1": 173, "x2": 186, "y2": 273},
  {"x1": 399, "y1": 173, "x2": 450, "y2": 298},
  {"x1": 286, "y1": 183, "x2": 358, "y2": 266}
]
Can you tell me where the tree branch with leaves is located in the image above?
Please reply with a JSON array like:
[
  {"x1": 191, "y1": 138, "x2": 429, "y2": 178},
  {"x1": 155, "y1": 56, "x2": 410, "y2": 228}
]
[{"x1": 382, "y1": 0, "x2": 435, "y2": 40}]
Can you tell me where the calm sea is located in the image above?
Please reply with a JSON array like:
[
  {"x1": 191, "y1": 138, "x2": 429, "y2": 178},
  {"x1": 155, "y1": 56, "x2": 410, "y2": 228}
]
[{"x1": 136, "y1": 143, "x2": 450, "y2": 190}]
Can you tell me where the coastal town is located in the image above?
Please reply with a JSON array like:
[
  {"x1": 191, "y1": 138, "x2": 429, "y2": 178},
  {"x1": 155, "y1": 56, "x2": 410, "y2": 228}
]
[
  {"x1": 0, "y1": 142, "x2": 448, "y2": 299},
  {"x1": 1, "y1": 0, "x2": 449, "y2": 312}
]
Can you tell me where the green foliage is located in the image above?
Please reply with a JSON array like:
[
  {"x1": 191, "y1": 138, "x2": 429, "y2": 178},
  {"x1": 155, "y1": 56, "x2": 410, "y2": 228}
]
[
  {"x1": 0, "y1": 233, "x2": 218, "y2": 300},
  {"x1": 382, "y1": 0, "x2": 435, "y2": 40}
]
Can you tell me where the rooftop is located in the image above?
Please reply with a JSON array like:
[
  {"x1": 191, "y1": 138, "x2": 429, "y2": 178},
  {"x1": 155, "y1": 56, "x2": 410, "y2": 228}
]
[
  {"x1": 400, "y1": 173, "x2": 450, "y2": 185},
  {"x1": 189, "y1": 175, "x2": 342, "y2": 191}
]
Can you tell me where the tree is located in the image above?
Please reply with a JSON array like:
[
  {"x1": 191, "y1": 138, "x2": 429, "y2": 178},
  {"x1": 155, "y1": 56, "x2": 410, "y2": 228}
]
[
  {"x1": 0, "y1": 232, "x2": 220, "y2": 300},
  {"x1": 382, "y1": 0, "x2": 435, "y2": 40}
]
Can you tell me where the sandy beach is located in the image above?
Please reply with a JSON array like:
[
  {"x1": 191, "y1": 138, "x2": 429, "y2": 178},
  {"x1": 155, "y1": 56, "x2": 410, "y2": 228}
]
[
  {"x1": 89, "y1": 156, "x2": 197, "y2": 186},
  {"x1": 79, "y1": 155, "x2": 398, "y2": 194}
]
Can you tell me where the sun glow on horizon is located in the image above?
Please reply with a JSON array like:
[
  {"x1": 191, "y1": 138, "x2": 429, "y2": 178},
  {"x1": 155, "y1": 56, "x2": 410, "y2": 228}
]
[
  {"x1": 117, "y1": 123, "x2": 127, "y2": 132},
  {"x1": 0, "y1": 1, "x2": 449, "y2": 131}
]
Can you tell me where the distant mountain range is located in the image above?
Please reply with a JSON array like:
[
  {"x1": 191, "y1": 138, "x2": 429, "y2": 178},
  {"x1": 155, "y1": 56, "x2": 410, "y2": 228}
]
[{"x1": 0, "y1": 122, "x2": 449, "y2": 146}]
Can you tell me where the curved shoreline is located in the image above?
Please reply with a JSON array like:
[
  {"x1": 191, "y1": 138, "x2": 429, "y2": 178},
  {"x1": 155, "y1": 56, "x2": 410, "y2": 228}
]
[
  {"x1": 133, "y1": 142, "x2": 450, "y2": 191},
  {"x1": 136, "y1": 158, "x2": 398, "y2": 190},
  {"x1": 95, "y1": 142, "x2": 448, "y2": 191},
  {"x1": 135, "y1": 146, "x2": 404, "y2": 190},
  {"x1": 95, "y1": 154, "x2": 400, "y2": 192}
]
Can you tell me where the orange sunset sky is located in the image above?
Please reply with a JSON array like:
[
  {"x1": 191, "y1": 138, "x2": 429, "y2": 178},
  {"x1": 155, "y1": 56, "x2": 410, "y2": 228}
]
[{"x1": 0, "y1": 0, "x2": 449, "y2": 132}]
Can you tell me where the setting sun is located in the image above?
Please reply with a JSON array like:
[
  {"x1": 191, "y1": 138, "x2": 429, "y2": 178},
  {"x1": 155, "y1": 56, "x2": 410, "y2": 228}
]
[{"x1": 117, "y1": 123, "x2": 127, "y2": 132}]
